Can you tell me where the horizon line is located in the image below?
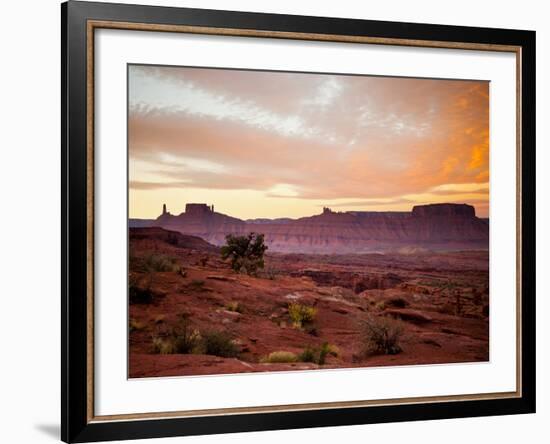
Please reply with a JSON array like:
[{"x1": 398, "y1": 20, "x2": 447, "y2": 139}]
[{"x1": 130, "y1": 201, "x2": 488, "y2": 221}]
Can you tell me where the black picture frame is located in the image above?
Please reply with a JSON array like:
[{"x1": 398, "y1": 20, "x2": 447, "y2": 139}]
[{"x1": 61, "y1": 1, "x2": 536, "y2": 442}]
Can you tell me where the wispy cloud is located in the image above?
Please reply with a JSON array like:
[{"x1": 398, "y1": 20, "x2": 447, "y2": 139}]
[
  {"x1": 128, "y1": 65, "x2": 489, "y2": 218},
  {"x1": 129, "y1": 180, "x2": 191, "y2": 190},
  {"x1": 130, "y1": 67, "x2": 330, "y2": 141}
]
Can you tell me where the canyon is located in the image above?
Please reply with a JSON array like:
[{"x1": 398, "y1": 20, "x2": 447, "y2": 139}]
[
  {"x1": 130, "y1": 202, "x2": 489, "y2": 253},
  {"x1": 128, "y1": 226, "x2": 489, "y2": 378}
]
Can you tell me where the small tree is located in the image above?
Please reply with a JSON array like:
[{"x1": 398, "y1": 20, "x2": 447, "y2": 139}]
[{"x1": 221, "y1": 232, "x2": 268, "y2": 275}]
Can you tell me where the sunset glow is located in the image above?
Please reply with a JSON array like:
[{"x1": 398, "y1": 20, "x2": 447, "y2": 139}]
[{"x1": 128, "y1": 65, "x2": 489, "y2": 219}]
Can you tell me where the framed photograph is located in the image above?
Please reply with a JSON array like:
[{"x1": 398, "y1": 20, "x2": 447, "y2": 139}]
[{"x1": 61, "y1": 1, "x2": 535, "y2": 442}]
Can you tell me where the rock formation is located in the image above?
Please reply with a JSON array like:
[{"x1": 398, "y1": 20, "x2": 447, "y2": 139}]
[{"x1": 129, "y1": 202, "x2": 489, "y2": 253}]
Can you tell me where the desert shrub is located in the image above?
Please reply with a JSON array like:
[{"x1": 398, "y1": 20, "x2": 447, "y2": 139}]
[
  {"x1": 129, "y1": 255, "x2": 177, "y2": 302},
  {"x1": 129, "y1": 276, "x2": 154, "y2": 304},
  {"x1": 374, "y1": 301, "x2": 386, "y2": 311},
  {"x1": 297, "y1": 342, "x2": 334, "y2": 365},
  {"x1": 188, "y1": 279, "x2": 206, "y2": 291},
  {"x1": 360, "y1": 315, "x2": 403, "y2": 355},
  {"x1": 144, "y1": 254, "x2": 179, "y2": 272},
  {"x1": 152, "y1": 336, "x2": 176, "y2": 355},
  {"x1": 262, "y1": 351, "x2": 298, "y2": 363},
  {"x1": 288, "y1": 303, "x2": 317, "y2": 329},
  {"x1": 129, "y1": 285, "x2": 153, "y2": 304},
  {"x1": 200, "y1": 331, "x2": 239, "y2": 358},
  {"x1": 327, "y1": 343, "x2": 340, "y2": 357},
  {"x1": 298, "y1": 346, "x2": 317, "y2": 363},
  {"x1": 317, "y1": 342, "x2": 331, "y2": 365},
  {"x1": 129, "y1": 318, "x2": 146, "y2": 332},
  {"x1": 153, "y1": 314, "x2": 165, "y2": 324},
  {"x1": 225, "y1": 301, "x2": 243, "y2": 313},
  {"x1": 303, "y1": 324, "x2": 318, "y2": 336},
  {"x1": 221, "y1": 233, "x2": 268, "y2": 275},
  {"x1": 151, "y1": 314, "x2": 201, "y2": 355},
  {"x1": 171, "y1": 316, "x2": 202, "y2": 354}
]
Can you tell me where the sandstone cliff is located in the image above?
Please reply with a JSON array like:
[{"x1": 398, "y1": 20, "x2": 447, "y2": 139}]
[{"x1": 129, "y1": 203, "x2": 488, "y2": 253}]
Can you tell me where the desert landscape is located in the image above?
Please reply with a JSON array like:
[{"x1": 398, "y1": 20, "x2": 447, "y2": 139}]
[
  {"x1": 128, "y1": 203, "x2": 489, "y2": 378},
  {"x1": 127, "y1": 65, "x2": 490, "y2": 378}
]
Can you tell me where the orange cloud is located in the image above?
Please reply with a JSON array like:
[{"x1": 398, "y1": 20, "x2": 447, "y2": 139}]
[{"x1": 129, "y1": 66, "x2": 489, "y2": 218}]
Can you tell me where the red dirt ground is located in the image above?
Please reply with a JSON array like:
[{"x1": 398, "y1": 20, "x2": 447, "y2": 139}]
[{"x1": 128, "y1": 228, "x2": 489, "y2": 378}]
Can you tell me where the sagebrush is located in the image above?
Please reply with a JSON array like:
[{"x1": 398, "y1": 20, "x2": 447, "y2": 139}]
[
  {"x1": 199, "y1": 330, "x2": 240, "y2": 358},
  {"x1": 151, "y1": 314, "x2": 201, "y2": 355},
  {"x1": 144, "y1": 254, "x2": 180, "y2": 272},
  {"x1": 360, "y1": 315, "x2": 403, "y2": 355}
]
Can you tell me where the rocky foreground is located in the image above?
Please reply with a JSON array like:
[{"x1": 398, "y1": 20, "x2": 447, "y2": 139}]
[{"x1": 128, "y1": 227, "x2": 489, "y2": 378}]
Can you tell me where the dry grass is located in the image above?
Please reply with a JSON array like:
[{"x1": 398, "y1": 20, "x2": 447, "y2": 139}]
[
  {"x1": 261, "y1": 351, "x2": 298, "y2": 363},
  {"x1": 225, "y1": 301, "x2": 244, "y2": 313},
  {"x1": 151, "y1": 314, "x2": 201, "y2": 355}
]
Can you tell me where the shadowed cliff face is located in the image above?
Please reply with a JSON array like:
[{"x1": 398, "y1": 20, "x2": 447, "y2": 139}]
[
  {"x1": 412, "y1": 203, "x2": 475, "y2": 218},
  {"x1": 129, "y1": 203, "x2": 489, "y2": 254}
]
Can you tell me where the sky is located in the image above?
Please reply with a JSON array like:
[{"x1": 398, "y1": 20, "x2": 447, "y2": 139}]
[{"x1": 128, "y1": 65, "x2": 489, "y2": 220}]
